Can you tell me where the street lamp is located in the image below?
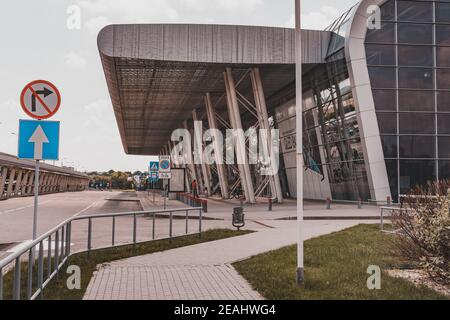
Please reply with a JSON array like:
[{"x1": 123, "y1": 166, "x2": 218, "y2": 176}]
[{"x1": 295, "y1": 0, "x2": 304, "y2": 286}]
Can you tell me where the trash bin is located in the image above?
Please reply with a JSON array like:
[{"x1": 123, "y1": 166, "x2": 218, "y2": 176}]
[{"x1": 232, "y1": 207, "x2": 245, "y2": 230}]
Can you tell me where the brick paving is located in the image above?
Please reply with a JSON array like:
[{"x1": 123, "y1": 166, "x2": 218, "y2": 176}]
[{"x1": 84, "y1": 220, "x2": 372, "y2": 300}]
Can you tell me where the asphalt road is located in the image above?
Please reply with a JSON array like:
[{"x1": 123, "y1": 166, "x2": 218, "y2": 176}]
[{"x1": 0, "y1": 190, "x2": 131, "y2": 244}]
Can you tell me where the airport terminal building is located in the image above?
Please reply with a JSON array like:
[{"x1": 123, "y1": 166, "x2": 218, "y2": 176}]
[{"x1": 98, "y1": 0, "x2": 450, "y2": 203}]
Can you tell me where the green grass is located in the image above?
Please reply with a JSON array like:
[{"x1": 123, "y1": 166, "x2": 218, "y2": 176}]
[
  {"x1": 233, "y1": 224, "x2": 448, "y2": 300},
  {"x1": 2, "y1": 229, "x2": 251, "y2": 300}
]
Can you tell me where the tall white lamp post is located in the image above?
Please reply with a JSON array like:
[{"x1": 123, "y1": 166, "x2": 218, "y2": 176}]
[{"x1": 295, "y1": 0, "x2": 304, "y2": 286}]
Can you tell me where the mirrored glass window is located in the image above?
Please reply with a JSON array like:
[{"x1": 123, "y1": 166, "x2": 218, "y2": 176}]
[
  {"x1": 399, "y1": 113, "x2": 435, "y2": 134},
  {"x1": 398, "y1": 45, "x2": 433, "y2": 66},
  {"x1": 436, "y1": 25, "x2": 450, "y2": 46},
  {"x1": 399, "y1": 136, "x2": 436, "y2": 158},
  {"x1": 398, "y1": 1, "x2": 433, "y2": 22},
  {"x1": 366, "y1": 44, "x2": 396, "y2": 65},
  {"x1": 398, "y1": 23, "x2": 433, "y2": 44},
  {"x1": 399, "y1": 68, "x2": 433, "y2": 89},
  {"x1": 437, "y1": 91, "x2": 450, "y2": 112},
  {"x1": 436, "y1": 2, "x2": 450, "y2": 23},
  {"x1": 438, "y1": 137, "x2": 450, "y2": 159},
  {"x1": 373, "y1": 89, "x2": 397, "y2": 111},
  {"x1": 366, "y1": 22, "x2": 395, "y2": 43},
  {"x1": 399, "y1": 90, "x2": 435, "y2": 112},
  {"x1": 369, "y1": 67, "x2": 396, "y2": 88}
]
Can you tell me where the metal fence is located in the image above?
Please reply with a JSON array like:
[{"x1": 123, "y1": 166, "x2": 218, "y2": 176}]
[
  {"x1": 0, "y1": 207, "x2": 202, "y2": 300},
  {"x1": 176, "y1": 192, "x2": 208, "y2": 213}
]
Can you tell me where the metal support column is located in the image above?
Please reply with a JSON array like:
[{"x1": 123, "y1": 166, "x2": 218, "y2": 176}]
[
  {"x1": 192, "y1": 109, "x2": 211, "y2": 196},
  {"x1": 250, "y1": 67, "x2": 284, "y2": 203},
  {"x1": 224, "y1": 68, "x2": 256, "y2": 204},
  {"x1": 204, "y1": 93, "x2": 229, "y2": 199},
  {"x1": 183, "y1": 120, "x2": 197, "y2": 189}
]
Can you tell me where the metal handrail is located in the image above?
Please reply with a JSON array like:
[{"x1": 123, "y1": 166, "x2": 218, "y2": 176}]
[{"x1": 0, "y1": 206, "x2": 203, "y2": 300}]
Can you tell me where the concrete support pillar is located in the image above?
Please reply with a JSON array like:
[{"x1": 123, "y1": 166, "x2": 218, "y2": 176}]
[
  {"x1": 192, "y1": 109, "x2": 211, "y2": 196},
  {"x1": 224, "y1": 68, "x2": 256, "y2": 203},
  {"x1": 38, "y1": 173, "x2": 45, "y2": 194},
  {"x1": 250, "y1": 68, "x2": 284, "y2": 203},
  {"x1": 26, "y1": 170, "x2": 34, "y2": 195},
  {"x1": 14, "y1": 169, "x2": 23, "y2": 197},
  {"x1": 6, "y1": 168, "x2": 16, "y2": 199},
  {"x1": 20, "y1": 171, "x2": 29, "y2": 196},
  {"x1": 0, "y1": 167, "x2": 8, "y2": 199},
  {"x1": 204, "y1": 93, "x2": 229, "y2": 198}
]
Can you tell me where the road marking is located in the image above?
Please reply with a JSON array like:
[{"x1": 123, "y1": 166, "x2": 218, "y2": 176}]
[
  {"x1": 0, "y1": 200, "x2": 50, "y2": 216},
  {"x1": 73, "y1": 199, "x2": 102, "y2": 217}
]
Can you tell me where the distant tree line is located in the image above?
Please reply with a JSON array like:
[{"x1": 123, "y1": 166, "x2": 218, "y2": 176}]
[{"x1": 87, "y1": 170, "x2": 143, "y2": 190}]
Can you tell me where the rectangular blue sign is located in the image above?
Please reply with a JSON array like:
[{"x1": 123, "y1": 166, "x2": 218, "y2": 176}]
[
  {"x1": 149, "y1": 161, "x2": 159, "y2": 172},
  {"x1": 18, "y1": 119, "x2": 60, "y2": 160}
]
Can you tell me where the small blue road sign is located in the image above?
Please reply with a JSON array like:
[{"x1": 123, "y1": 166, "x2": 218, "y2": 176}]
[
  {"x1": 149, "y1": 161, "x2": 159, "y2": 172},
  {"x1": 18, "y1": 119, "x2": 60, "y2": 160},
  {"x1": 149, "y1": 172, "x2": 159, "y2": 182}
]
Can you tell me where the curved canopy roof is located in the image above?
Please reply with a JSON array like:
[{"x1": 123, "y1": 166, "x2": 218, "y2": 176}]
[{"x1": 98, "y1": 24, "x2": 332, "y2": 155}]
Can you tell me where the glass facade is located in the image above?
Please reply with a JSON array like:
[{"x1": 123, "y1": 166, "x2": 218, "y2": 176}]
[{"x1": 365, "y1": 0, "x2": 450, "y2": 201}]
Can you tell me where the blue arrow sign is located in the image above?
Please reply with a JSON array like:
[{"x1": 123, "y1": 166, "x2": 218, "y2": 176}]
[{"x1": 18, "y1": 120, "x2": 60, "y2": 160}]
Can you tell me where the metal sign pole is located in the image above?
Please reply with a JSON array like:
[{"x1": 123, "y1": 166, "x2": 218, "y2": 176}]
[{"x1": 33, "y1": 159, "x2": 40, "y2": 240}]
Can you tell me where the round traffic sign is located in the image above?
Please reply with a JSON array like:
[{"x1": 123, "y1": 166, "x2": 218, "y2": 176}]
[
  {"x1": 160, "y1": 160, "x2": 170, "y2": 170},
  {"x1": 20, "y1": 80, "x2": 61, "y2": 120}
]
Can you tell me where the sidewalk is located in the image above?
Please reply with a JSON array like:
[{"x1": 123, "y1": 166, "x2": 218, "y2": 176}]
[
  {"x1": 83, "y1": 220, "x2": 374, "y2": 300},
  {"x1": 137, "y1": 191, "x2": 384, "y2": 221}
]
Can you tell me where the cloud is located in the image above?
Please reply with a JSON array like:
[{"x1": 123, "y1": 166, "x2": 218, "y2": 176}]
[
  {"x1": 286, "y1": 5, "x2": 341, "y2": 30},
  {"x1": 84, "y1": 15, "x2": 110, "y2": 36},
  {"x1": 76, "y1": 0, "x2": 266, "y2": 30},
  {"x1": 64, "y1": 51, "x2": 87, "y2": 69}
]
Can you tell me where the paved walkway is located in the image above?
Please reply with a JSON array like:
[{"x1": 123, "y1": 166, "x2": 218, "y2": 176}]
[{"x1": 84, "y1": 220, "x2": 373, "y2": 300}]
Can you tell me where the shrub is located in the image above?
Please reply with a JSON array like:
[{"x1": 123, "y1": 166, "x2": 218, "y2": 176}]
[{"x1": 391, "y1": 180, "x2": 450, "y2": 285}]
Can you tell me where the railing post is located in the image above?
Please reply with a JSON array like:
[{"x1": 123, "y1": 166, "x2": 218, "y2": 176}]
[
  {"x1": 185, "y1": 210, "x2": 189, "y2": 234},
  {"x1": 54, "y1": 229, "x2": 60, "y2": 278},
  {"x1": 38, "y1": 241, "x2": 44, "y2": 299},
  {"x1": 13, "y1": 256, "x2": 21, "y2": 300},
  {"x1": 0, "y1": 267, "x2": 3, "y2": 300},
  {"x1": 169, "y1": 211, "x2": 173, "y2": 239},
  {"x1": 152, "y1": 212, "x2": 156, "y2": 240},
  {"x1": 112, "y1": 216, "x2": 116, "y2": 246},
  {"x1": 66, "y1": 222, "x2": 71, "y2": 257},
  {"x1": 133, "y1": 214, "x2": 137, "y2": 249},
  {"x1": 199, "y1": 209, "x2": 202, "y2": 238},
  {"x1": 60, "y1": 225, "x2": 65, "y2": 258},
  {"x1": 380, "y1": 208, "x2": 384, "y2": 231},
  {"x1": 47, "y1": 235, "x2": 51, "y2": 278},
  {"x1": 27, "y1": 249, "x2": 33, "y2": 299},
  {"x1": 87, "y1": 218, "x2": 92, "y2": 257}
]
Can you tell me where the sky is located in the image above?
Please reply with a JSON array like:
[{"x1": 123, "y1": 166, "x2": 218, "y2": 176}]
[{"x1": 0, "y1": 0, "x2": 357, "y2": 173}]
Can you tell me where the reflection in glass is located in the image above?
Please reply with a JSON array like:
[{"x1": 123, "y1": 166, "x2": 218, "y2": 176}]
[
  {"x1": 398, "y1": 1, "x2": 433, "y2": 22},
  {"x1": 398, "y1": 45, "x2": 433, "y2": 66},
  {"x1": 438, "y1": 114, "x2": 450, "y2": 134},
  {"x1": 399, "y1": 68, "x2": 433, "y2": 89},
  {"x1": 399, "y1": 136, "x2": 436, "y2": 158},
  {"x1": 399, "y1": 90, "x2": 434, "y2": 112},
  {"x1": 400, "y1": 160, "x2": 436, "y2": 193},
  {"x1": 373, "y1": 90, "x2": 396, "y2": 111},
  {"x1": 368, "y1": 67, "x2": 396, "y2": 88},
  {"x1": 399, "y1": 113, "x2": 435, "y2": 134},
  {"x1": 437, "y1": 91, "x2": 450, "y2": 112},
  {"x1": 366, "y1": 22, "x2": 395, "y2": 43},
  {"x1": 398, "y1": 23, "x2": 433, "y2": 44}
]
